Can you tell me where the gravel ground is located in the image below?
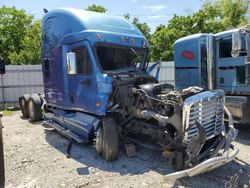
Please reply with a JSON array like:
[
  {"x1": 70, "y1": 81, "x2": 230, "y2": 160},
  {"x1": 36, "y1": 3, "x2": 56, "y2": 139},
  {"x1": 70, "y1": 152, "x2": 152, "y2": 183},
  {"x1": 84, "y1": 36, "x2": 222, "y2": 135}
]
[{"x1": 2, "y1": 111, "x2": 250, "y2": 188}]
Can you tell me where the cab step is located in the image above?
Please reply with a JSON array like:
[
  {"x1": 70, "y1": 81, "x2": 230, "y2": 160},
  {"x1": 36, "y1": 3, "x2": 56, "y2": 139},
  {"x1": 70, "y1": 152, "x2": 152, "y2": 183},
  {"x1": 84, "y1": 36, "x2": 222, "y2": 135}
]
[{"x1": 43, "y1": 120, "x2": 87, "y2": 144}]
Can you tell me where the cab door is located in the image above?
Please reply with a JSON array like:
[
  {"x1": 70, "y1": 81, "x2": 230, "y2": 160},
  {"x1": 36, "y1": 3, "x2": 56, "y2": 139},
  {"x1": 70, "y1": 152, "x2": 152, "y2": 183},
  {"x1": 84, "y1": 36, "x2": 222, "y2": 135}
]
[{"x1": 67, "y1": 41, "x2": 97, "y2": 113}]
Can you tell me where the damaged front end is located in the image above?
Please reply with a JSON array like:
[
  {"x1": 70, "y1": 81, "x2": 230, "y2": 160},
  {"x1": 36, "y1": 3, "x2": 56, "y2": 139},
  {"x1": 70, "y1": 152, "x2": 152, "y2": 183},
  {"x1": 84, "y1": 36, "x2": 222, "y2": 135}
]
[
  {"x1": 164, "y1": 90, "x2": 239, "y2": 178},
  {"x1": 109, "y1": 76, "x2": 238, "y2": 177}
]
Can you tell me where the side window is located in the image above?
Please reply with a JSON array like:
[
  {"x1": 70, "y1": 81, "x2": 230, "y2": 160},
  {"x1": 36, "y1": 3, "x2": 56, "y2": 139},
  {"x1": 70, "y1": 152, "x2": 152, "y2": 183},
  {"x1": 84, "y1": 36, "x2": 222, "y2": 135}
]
[
  {"x1": 219, "y1": 38, "x2": 232, "y2": 58},
  {"x1": 72, "y1": 46, "x2": 92, "y2": 75},
  {"x1": 219, "y1": 37, "x2": 246, "y2": 58}
]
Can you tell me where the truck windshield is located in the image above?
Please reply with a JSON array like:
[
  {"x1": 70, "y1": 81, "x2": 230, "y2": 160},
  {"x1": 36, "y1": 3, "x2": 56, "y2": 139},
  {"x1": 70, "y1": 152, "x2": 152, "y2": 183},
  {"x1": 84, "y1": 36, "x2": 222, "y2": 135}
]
[{"x1": 96, "y1": 45, "x2": 147, "y2": 71}]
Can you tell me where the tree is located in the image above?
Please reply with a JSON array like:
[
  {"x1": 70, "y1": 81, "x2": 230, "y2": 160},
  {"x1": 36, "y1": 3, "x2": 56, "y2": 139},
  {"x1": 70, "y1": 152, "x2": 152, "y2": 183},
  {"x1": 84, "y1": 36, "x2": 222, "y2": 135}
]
[
  {"x1": 149, "y1": 26, "x2": 181, "y2": 61},
  {"x1": 150, "y1": 15, "x2": 197, "y2": 61},
  {"x1": 8, "y1": 20, "x2": 41, "y2": 65},
  {"x1": 150, "y1": 0, "x2": 250, "y2": 61},
  {"x1": 86, "y1": 4, "x2": 107, "y2": 13},
  {"x1": 204, "y1": 0, "x2": 250, "y2": 28},
  {"x1": 124, "y1": 13, "x2": 151, "y2": 40},
  {"x1": 0, "y1": 6, "x2": 36, "y2": 64},
  {"x1": 0, "y1": 6, "x2": 41, "y2": 65}
]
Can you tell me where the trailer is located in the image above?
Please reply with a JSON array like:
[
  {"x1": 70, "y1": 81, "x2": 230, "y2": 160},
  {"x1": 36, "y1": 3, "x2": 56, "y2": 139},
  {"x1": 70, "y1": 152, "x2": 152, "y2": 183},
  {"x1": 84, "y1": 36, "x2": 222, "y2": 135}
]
[{"x1": 19, "y1": 8, "x2": 238, "y2": 178}]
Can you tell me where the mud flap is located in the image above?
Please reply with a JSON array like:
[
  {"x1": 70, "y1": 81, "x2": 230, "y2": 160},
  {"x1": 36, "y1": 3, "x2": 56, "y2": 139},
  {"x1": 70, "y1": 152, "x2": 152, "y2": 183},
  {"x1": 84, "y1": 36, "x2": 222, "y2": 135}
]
[{"x1": 66, "y1": 139, "x2": 73, "y2": 158}]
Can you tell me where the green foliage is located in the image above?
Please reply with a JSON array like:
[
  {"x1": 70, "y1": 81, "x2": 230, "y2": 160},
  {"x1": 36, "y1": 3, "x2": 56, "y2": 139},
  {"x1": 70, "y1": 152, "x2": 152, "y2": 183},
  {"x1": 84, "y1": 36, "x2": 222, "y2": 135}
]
[
  {"x1": 9, "y1": 20, "x2": 41, "y2": 65},
  {"x1": 204, "y1": 0, "x2": 250, "y2": 28},
  {"x1": 86, "y1": 4, "x2": 107, "y2": 13},
  {"x1": 150, "y1": 0, "x2": 250, "y2": 61},
  {"x1": 1, "y1": 109, "x2": 13, "y2": 116},
  {"x1": 0, "y1": 6, "x2": 41, "y2": 65}
]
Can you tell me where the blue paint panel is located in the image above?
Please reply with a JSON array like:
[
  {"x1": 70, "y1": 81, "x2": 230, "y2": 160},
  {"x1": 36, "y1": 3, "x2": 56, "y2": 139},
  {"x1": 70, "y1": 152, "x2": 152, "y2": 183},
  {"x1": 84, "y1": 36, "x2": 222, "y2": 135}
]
[
  {"x1": 217, "y1": 56, "x2": 246, "y2": 67},
  {"x1": 66, "y1": 41, "x2": 99, "y2": 114},
  {"x1": 175, "y1": 69, "x2": 200, "y2": 89},
  {"x1": 174, "y1": 39, "x2": 200, "y2": 68},
  {"x1": 174, "y1": 35, "x2": 208, "y2": 89},
  {"x1": 44, "y1": 110, "x2": 101, "y2": 141},
  {"x1": 217, "y1": 69, "x2": 236, "y2": 86},
  {"x1": 95, "y1": 73, "x2": 113, "y2": 115},
  {"x1": 64, "y1": 112, "x2": 100, "y2": 140}
]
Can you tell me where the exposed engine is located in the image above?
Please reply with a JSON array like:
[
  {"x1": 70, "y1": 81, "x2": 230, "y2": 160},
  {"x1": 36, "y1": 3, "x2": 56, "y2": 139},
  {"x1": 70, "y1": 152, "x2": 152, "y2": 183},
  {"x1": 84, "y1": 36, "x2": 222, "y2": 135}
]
[{"x1": 110, "y1": 75, "x2": 226, "y2": 170}]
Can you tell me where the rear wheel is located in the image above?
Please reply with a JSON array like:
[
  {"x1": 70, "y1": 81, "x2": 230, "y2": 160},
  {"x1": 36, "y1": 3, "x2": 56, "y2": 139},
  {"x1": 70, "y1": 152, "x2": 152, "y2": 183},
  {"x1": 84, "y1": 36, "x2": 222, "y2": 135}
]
[
  {"x1": 95, "y1": 115, "x2": 119, "y2": 161},
  {"x1": 28, "y1": 94, "x2": 43, "y2": 122},
  {"x1": 19, "y1": 95, "x2": 30, "y2": 118}
]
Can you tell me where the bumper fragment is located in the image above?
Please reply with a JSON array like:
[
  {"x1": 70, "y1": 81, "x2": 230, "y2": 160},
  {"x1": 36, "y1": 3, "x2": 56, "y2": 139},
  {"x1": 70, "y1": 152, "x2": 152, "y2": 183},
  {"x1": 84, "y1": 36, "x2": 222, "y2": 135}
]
[
  {"x1": 164, "y1": 145, "x2": 239, "y2": 179},
  {"x1": 164, "y1": 125, "x2": 238, "y2": 179}
]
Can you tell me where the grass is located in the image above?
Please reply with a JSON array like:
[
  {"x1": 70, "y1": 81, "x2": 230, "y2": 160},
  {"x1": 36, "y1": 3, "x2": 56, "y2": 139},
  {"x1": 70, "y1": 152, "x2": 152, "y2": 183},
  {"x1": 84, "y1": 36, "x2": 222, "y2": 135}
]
[
  {"x1": 1, "y1": 109, "x2": 13, "y2": 116},
  {"x1": 0, "y1": 106, "x2": 16, "y2": 117}
]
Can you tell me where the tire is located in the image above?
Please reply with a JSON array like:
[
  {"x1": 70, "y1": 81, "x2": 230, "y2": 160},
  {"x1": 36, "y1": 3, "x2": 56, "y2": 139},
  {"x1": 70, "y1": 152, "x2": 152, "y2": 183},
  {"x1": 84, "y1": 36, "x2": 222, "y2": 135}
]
[
  {"x1": 95, "y1": 126, "x2": 104, "y2": 155},
  {"x1": 28, "y1": 94, "x2": 43, "y2": 122},
  {"x1": 19, "y1": 94, "x2": 30, "y2": 118},
  {"x1": 97, "y1": 115, "x2": 119, "y2": 162}
]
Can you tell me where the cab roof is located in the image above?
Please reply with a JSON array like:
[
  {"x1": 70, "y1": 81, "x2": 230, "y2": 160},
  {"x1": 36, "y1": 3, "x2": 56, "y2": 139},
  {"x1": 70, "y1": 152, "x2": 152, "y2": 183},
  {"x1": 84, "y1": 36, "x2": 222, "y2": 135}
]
[
  {"x1": 43, "y1": 7, "x2": 144, "y2": 37},
  {"x1": 174, "y1": 33, "x2": 209, "y2": 44}
]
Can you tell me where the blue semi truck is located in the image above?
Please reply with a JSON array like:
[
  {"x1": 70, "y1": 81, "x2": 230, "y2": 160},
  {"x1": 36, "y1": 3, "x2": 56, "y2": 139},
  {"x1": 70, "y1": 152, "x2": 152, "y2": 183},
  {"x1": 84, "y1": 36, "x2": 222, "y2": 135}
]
[
  {"x1": 174, "y1": 26, "x2": 250, "y2": 124},
  {"x1": 19, "y1": 8, "x2": 238, "y2": 178}
]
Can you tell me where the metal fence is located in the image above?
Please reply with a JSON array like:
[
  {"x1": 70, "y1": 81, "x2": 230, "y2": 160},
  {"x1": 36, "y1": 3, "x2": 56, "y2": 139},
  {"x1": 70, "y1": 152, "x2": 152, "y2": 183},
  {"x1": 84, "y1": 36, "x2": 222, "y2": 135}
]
[
  {"x1": 148, "y1": 61, "x2": 175, "y2": 85},
  {"x1": 158, "y1": 61, "x2": 175, "y2": 85},
  {"x1": 0, "y1": 62, "x2": 175, "y2": 109},
  {"x1": 0, "y1": 65, "x2": 44, "y2": 109}
]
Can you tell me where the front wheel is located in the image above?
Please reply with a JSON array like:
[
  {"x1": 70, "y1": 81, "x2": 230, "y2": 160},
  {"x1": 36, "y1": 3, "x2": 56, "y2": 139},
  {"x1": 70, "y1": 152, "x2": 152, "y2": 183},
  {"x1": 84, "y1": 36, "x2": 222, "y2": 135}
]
[{"x1": 95, "y1": 115, "x2": 119, "y2": 161}]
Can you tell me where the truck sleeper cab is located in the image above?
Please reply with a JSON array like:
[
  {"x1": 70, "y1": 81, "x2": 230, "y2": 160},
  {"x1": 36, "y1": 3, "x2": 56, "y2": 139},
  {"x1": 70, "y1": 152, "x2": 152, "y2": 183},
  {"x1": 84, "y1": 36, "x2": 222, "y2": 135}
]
[
  {"x1": 174, "y1": 27, "x2": 250, "y2": 124},
  {"x1": 19, "y1": 8, "x2": 238, "y2": 178}
]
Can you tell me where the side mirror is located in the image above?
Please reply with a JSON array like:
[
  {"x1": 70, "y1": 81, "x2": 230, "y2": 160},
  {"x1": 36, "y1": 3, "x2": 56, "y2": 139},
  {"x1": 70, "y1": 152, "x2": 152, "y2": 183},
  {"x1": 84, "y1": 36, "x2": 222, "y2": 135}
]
[
  {"x1": 0, "y1": 58, "x2": 5, "y2": 75},
  {"x1": 231, "y1": 31, "x2": 244, "y2": 57},
  {"x1": 67, "y1": 52, "x2": 77, "y2": 74}
]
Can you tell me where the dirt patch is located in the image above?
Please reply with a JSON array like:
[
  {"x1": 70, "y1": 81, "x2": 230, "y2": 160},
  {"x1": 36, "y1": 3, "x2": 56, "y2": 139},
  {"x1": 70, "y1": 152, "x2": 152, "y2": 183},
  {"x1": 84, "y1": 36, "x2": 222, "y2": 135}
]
[{"x1": 2, "y1": 111, "x2": 250, "y2": 188}]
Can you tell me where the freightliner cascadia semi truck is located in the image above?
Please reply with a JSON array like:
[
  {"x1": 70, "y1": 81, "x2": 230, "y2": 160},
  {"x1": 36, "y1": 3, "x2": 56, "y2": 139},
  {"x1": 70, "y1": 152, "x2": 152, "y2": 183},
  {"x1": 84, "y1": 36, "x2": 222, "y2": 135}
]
[
  {"x1": 174, "y1": 26, "x2": 250, "y2": 125},
  {"x1": 19, "y1": 8, "x2": 238, "y2": 178}
]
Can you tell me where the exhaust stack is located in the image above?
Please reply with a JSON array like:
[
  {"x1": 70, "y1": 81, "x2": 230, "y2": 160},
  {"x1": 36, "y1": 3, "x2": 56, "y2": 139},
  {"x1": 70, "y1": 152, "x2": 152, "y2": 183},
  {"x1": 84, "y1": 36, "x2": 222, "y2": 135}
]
[{"x1": 207, "y1": 34, "x2": 214, "y2": 90}]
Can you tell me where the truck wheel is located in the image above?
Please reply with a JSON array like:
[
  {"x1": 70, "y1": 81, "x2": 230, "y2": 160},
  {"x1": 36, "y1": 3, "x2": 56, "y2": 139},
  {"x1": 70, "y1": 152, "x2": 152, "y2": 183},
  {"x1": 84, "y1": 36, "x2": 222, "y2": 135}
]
[
  {"x1": 28, "y1": 94, "x2": 43, "y2": 122},
  {"x1": 99, "y1": 115, "x2": 119, "y2": 161},
  {"x1": 19, "y1": 94, "x2": 30, "y2": 118},
  {"x1": 95, "y1": 126, "x2": 103, "y2": 154}
]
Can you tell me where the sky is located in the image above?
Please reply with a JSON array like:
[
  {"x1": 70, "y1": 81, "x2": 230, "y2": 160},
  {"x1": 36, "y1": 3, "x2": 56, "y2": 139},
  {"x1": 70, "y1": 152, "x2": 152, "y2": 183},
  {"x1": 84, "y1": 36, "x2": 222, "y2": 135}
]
[{"x1": 1, "y1": 0, "x2": 204, "y2": 33}]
